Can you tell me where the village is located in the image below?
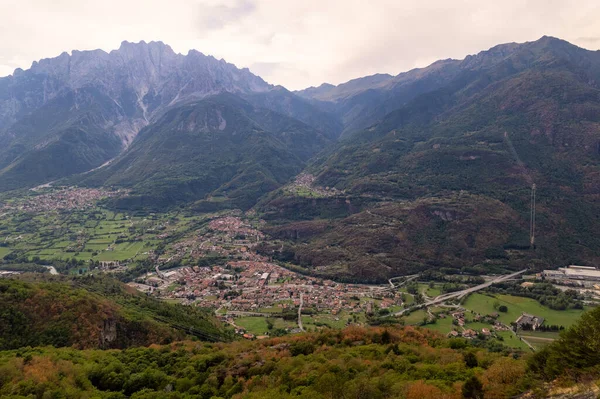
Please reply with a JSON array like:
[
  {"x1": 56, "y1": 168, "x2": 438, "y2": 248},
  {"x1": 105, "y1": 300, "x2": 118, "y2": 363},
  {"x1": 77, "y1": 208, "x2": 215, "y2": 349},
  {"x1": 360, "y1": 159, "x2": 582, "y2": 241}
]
[
  {"x1": 128, "y1": 215, "x2": 406, "y2": 338},
  {"x1": 1, "y1": 187, "x2": 125, "y2": 213},
  {"x1": 127, "y1": 213, "x2": 546, "y2": 342},
  {"x1": 0, "y1": 187, "x2": 591, "y2": 347}
]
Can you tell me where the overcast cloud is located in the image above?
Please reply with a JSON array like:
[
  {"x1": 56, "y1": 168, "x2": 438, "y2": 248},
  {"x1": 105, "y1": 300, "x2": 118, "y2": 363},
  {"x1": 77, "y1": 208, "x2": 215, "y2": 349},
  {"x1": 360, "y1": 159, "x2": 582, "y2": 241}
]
[{"x1": 1, "y1": 0, "x2": 599, "y2": 90}]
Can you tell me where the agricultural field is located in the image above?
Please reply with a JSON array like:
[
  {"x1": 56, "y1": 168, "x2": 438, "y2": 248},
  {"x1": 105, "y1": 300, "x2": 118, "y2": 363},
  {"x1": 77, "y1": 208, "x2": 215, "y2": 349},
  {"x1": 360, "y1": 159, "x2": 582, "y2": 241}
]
[
  {"x1": 421, "y1": 315, "x2": 455, "y2": 334},
  {"x1": 398, "y1": 283, "x2": 588, "y2": 351},
  {"x1": 0, "y1": 247, "x2": 11, "y2": 258},
  {"x1": 419, "y1": 283, "x2": 441, "y2": 297},
  {"x1": 401, "y1": 309, "x2": 429, "y2": 326},
  {"x1": 234, "y1": 316, "x2": 298, "y2": 335},
  {"x1": 0, "y1": 200, "x2": 224, "y2": 272},
  {"x1": 462, "y1": 293, "x2": 586, "y2": 327},
  {"x1": 235, "y1": 316, "x2": 270, "y2": 335}
]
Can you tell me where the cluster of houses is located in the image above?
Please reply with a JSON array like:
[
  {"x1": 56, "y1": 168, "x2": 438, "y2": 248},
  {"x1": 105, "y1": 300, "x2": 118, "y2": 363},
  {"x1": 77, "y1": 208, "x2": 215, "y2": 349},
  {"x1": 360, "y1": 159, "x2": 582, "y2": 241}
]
[
  {"x1": 7, "y1": 187, "x2": 124, "y2": 213},
  {"x1": 445, "y1": 309, "x2": 513, "y2": 339},
  {"x1": 445, "y1": 308, "x2": 546, "y2": 339}
]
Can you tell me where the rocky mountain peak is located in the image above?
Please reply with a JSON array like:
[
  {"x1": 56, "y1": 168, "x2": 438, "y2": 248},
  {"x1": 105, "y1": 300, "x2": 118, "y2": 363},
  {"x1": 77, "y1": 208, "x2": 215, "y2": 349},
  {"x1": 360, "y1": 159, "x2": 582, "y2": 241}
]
[{"x1": 0, "y1": 41, "x2": 272, "y2": 131}]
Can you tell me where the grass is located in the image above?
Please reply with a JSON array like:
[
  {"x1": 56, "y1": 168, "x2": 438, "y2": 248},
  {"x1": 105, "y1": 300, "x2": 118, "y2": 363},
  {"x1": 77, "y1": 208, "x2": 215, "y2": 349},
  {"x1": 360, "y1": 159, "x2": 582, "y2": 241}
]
[
  {"x1": 96, "y1": 241, "x2": 145, "y2": 261},
  {"x1": 419, "y1": 283, "x2": 441, "y2": 297},
  {"x1": 496, "y1": 331, "x2": 532, "y2": 351},
  {"x1": 0, "y1": 247, "x2": 12, "y2": 258},
  {"x1": 521, "y1": 335, "x2": 555, "y2": 350},
  {"x1": 272, "y1": 318, "x2": 297, "y2": 330},
  {"x1": 400, "y1": 293, "x2": 414, "y2": 305},
  {"x1": 235, "y1": 317, "x2": 270, "y2": 335},
  {"x1": 0, "y1": 207, "x2": 193, "y2": 266},
  {"x1": 303, "y1": 312, "x2": 350, "y2": 329},
  {"x1": 462, "y1": 293, "x2": 585, "y2": 327},
  {"x1": 402, "y1": 309, "x2": 428, "y2": 326},
  {"x1": 421, "y1": 315, "x2": 455, "y2": 334}
]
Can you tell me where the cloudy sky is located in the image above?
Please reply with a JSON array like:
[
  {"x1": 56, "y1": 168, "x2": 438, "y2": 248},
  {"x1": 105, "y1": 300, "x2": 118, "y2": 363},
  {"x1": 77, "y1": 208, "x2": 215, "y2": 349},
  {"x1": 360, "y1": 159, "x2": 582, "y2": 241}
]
[{"x1": 1, "y1": 0, "x2": 599, "y2": 90}]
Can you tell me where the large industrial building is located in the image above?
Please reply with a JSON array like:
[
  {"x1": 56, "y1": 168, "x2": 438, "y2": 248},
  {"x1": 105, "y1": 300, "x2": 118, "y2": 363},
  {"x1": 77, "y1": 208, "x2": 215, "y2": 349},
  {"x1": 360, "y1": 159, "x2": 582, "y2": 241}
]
[{"x1": 542, "y1": 265, "x2": 600, "y2": 281}]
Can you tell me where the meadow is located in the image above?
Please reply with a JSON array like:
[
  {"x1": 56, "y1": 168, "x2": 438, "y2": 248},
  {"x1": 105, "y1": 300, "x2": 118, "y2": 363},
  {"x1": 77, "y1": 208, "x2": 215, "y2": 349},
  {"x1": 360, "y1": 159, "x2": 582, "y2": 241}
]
[
  {"x1": 0, "y1": 207, "x2": 207, "y2": 267},
  {"x1": 462, "y1": 293, "x2": 585, "y2": 327}
]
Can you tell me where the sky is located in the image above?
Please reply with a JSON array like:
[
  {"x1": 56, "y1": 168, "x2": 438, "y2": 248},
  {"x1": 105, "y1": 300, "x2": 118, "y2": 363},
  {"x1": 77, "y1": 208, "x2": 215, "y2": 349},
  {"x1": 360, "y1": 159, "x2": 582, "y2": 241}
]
[{"x1": 1, "y1": 0, "x2": 600, "y2": 90}]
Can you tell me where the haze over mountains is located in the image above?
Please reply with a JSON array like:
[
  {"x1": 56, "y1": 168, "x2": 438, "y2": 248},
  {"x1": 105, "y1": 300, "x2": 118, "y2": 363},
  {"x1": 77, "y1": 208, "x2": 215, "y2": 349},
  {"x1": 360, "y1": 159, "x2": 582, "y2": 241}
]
[{"x1": 1, "y1": 36, "x2": 599, "y2": 279}]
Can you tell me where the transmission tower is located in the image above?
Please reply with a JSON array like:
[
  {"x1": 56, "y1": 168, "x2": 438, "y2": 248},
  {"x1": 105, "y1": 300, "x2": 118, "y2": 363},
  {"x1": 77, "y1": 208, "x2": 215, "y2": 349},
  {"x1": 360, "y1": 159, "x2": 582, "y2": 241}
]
[{"x1": 530, "y1": 183, "x2": 536, "y2": 248}]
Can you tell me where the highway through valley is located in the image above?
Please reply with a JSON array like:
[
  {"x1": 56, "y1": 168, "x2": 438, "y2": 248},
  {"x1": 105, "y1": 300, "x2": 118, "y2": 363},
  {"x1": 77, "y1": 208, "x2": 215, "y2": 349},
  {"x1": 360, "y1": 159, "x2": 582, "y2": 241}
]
[{"x1": 391, "y1": 269, "x2": 528, "y2": 316}]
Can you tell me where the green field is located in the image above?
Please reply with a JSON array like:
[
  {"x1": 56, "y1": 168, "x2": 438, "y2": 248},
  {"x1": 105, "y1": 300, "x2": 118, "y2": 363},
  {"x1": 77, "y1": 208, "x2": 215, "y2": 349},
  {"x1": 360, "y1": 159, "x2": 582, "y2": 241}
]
[
  {"x1": 521, "y1": 335, "x2": 555, "y2": 350},
  {"x1": 303, "y1": 313, "x2": 346, "y2": 329},
  {"x1": 416, "y1": 292, "x2": 586, "y2": 351},
  {"x1": 235, "y1": 317, "x2": 271, "y2": 335},
  {"x1": 0, "y1": 206, "x2": 199, "y2": 266},
  {"x1": 419, "y1": 283, "x2": 441, "y2": 297},
  {"x1": 257, "y1": 307, "x2": 284, "y2": 314},
  {"x1": 402, "y1": 309, "x2": 428, "y2": 326},
  {"x1": 462, "y1": 293, "x2": 585, "y2": 327},
  {"x1": 421, "y1": 315, "x2": 455, "y2": 333},
  {"x1": 495, "y1": 331, "x2": 531, "y2": 351}
]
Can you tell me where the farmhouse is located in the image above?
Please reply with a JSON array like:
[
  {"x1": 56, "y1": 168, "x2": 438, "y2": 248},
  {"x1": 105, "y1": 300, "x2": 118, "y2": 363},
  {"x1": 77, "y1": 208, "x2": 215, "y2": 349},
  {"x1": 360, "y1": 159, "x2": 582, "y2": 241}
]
[{"x1": 515, "y1": 313, "x2": 544, "y2": 330}]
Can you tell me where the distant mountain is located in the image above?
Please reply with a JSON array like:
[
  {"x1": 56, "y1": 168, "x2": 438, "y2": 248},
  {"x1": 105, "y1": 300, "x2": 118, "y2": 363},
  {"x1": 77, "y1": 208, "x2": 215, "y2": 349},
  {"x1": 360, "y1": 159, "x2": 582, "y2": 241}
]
[
  {"x1": 0, "y1": 40, "x2": 271, "y2": 132},
  {"x1": 263, "y1": 36, "x2": 600, "y2": 281},
  {"x1": 0, "y1": 41, "x2": 338, "y2": 190},
  {"x1": 296, "y1": 62, "x2": 463, "y2": 136},
  {"x1": 2, "y1": 36, "x2": 600, "y2": 281},
  {"x1": 296, "y1": 39, "x2": 575, "y2": 137},
  {"x1": 76, "y1": 93, "x2": 331, "y2": 210},
  {"x1": 243, "y1": 86, "x2": 343, "y2": 140}
]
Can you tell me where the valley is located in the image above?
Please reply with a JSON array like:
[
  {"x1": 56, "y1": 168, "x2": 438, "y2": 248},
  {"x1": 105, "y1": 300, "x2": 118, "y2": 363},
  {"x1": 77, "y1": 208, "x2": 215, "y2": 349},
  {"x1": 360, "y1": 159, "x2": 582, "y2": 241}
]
[
  {"x1": 0, "y1": 187, "x2": 593, "y2": 351},
  {"x1": 1, "y1": 33, "x2": 600, "y2": 398}
]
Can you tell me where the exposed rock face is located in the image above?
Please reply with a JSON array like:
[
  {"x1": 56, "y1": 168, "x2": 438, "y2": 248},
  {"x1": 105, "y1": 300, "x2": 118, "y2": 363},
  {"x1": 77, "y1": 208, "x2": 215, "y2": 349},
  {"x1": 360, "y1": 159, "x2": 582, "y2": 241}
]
[
  {"x1": 0, "y1": 41, "x2": 274, "y2": 189},
  {"x1": 0, "y1": 40, "x2": 271, "y2": 133},
  {"x1": 100, "y1": 318, "x2": 118, "y2": 348}
]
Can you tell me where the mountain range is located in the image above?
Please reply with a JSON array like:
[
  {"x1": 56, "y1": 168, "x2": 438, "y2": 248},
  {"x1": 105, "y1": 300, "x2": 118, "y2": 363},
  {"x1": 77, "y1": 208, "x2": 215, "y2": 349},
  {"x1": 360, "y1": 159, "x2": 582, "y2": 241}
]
[{"x1": 1, "y1": 36, "x2": 599, "y2": 280}]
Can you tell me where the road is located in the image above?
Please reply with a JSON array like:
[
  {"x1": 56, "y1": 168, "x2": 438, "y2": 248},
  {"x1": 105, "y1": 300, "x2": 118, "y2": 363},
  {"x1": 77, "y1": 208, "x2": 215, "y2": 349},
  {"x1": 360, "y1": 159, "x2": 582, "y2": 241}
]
[
  {"x1": 298, "y1": 293, "x2": 305, "y2": 332},
  {"x1": 225, "y1": 311, "x2": 275, "y2": 317},
  {"x1": 392, "y1": 269, "x2": 528, "y2": 316},
  {"x1": 388, "y1": 274, "x2": 418, "y2": 289}
]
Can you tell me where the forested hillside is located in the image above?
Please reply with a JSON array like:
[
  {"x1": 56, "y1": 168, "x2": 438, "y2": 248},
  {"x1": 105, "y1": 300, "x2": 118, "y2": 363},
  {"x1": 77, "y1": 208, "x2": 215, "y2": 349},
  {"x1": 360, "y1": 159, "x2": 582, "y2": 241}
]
[
  {"x1": 0, "y1": 325, "x2": 529, "y2": 399},
  {"x1": 4, "y1": 305, "x2": 600, "y2": 398},
  {"x1": 0, "y1": 276, "x2": 226, "y2": 350},
  {"x1": 74, "y1": 93, "x2": 331, "y2": 211},
  {"x1": 261, "y1": 36, "x2": 600, "y2": 280}
]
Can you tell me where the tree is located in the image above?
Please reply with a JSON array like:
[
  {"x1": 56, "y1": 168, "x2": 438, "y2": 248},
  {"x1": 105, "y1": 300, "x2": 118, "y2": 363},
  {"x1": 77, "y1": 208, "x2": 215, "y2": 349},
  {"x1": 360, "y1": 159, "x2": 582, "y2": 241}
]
[
  {"x1": 498, "y1": 305, "x2": 508, "y2": 313},
  {"x1": 462, "y1": 376, "x2": 484, "y2": 399},
  {"x1": 463, "y1": 352, "x2": 478, "y2": 368}
]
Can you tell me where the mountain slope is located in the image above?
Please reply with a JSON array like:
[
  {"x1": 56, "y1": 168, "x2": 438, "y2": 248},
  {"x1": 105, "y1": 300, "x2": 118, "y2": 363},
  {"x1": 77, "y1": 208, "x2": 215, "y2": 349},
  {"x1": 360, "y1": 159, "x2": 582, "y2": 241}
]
[
  {"x1": 262, "y1": 36, "x2": 600, "y2": 280},
  {"x1": 0, "y1": 41, "x2": 271, "y2": 132},
  {"x1": 0, "y1": 41, "x2": 285, "y2": 190},
  {"x1": 0, "y1": 325, "x2": 530, "y2": 399},
  {"x1": 77, "y1": 93, "x2": 331, "y2": 210},
  {"x1": 0, "y1": 88, "x2": 124, "y2": 190},
  {"x1": 297, "y1": 61, "x2": 464, "y2": 136},
  {"x1": 243, "y1": 86, "x2": 343, "y2": 140},
  {"x1": 0, "y1": 275, "x2": 225, "y2": 350}
]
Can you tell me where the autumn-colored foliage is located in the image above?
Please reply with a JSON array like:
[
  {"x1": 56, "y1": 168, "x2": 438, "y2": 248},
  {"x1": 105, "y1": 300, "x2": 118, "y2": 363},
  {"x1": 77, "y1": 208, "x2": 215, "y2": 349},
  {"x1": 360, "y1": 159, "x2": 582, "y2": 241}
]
[
  {"x1": 0, "y1": 275, "x2": 225, "y2": 350},
  {"x1": 0, "y1": 326, "x2": 528, "y2": 398}
]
